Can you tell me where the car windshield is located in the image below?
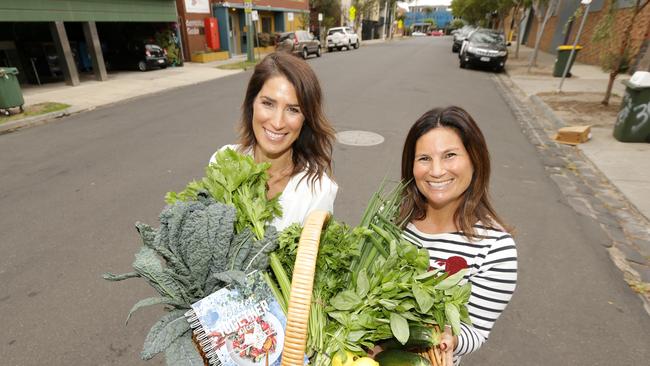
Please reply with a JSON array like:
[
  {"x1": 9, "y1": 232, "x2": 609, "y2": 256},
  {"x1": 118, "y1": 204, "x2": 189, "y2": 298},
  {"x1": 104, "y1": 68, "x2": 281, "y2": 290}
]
[
  {"x1": 328, "y1": 29, "x2": 343, "y2": 35},
  {"x1": 470, "y1": 32, "x2": 503, "y2": 44}
]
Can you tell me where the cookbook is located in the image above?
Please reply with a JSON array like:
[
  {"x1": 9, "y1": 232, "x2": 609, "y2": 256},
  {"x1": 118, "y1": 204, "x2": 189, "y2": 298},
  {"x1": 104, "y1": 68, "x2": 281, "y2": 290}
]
[{"x1": 185, "y1": 271, "x2": 286, "y2": 366}]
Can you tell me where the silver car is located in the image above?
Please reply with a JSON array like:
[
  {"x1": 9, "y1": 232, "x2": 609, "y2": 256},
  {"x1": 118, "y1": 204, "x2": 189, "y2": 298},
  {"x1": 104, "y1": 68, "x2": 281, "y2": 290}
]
[{"x1": 275, "y1": 30, "x2": 321, "y2": 59}]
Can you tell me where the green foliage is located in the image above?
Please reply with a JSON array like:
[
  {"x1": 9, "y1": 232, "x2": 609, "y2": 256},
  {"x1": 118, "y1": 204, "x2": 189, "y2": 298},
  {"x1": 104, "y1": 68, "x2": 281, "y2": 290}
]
[
  {"x1": 166, "y1": 148, "x2": 281, "y2": 240},
  {"x1": 164, "y1": 332, "x2": 206, "y2": 366},
  {"x1": 449, "y1": 18, "x2": 466, "y2": 30},
  {"x1": 267, "y1": 183, "x2": 472, "y2": 366},
  {"x1": 310, "y1": 0, "x2": 342, "y2": 29},
  {"x1": 154, "y1": 29, "x2": 181, "y2": 66},
  {"x1": 104, "y1": 149, "x2": 282, "y2": 363}
]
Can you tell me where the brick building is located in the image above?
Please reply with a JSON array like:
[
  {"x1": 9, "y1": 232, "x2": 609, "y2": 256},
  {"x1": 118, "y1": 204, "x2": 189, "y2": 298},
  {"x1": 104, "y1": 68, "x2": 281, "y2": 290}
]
[{"x1": 505, "y1": 0, "x2": 650, "y2": 73}]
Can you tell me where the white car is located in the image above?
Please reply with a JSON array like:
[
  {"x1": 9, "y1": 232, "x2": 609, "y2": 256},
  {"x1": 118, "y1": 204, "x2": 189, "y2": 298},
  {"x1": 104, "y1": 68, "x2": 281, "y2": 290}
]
[{"x1": 326, "y1": 27, "x2": 360, "y2": 52}]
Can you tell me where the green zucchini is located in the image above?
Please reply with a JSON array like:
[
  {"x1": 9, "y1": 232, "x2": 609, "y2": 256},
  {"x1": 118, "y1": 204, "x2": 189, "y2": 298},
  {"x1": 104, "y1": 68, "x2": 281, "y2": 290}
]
[
  {"x1": 381, "y1": 325, "x2": 438, "y2": 351},
  {"x1": 375, "y1": 349, "x2": 432, "y2": 366}
]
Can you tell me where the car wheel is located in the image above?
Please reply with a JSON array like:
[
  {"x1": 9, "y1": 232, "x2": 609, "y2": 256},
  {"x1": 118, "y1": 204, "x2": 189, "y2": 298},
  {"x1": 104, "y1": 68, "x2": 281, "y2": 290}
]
[
  {"x1": 316, "y1": 47, "x2": 321, "y2": 57},
  {"x1": 19, "y1": 105, "x2": 24, "y2": 113},
  {"x1": 459, "y1": 58, "x2": 466, "y2": 69},
  {"x1": 138, "y1": 61, "x2": 147, "y2": 72},
  {"x1": 354, "y1": 41, "x2": 359, "y2": 49},
  {"x1": 302, "y1": 48, "x2": 309, "y2": 59},
  {"x1": 494, "y1": 65, "x2": 504, "y2": 73},
  {"x1": 338, "y1": 46, "x2": 343, "y2": 51},
  {"x1": 452, "y1": 44, "x2": 459, "y2": 53},
  {"x1": 160, "y1": 64, "x2": 167, "y2": 69},
  {"x1": 328, "y1": 47, "x2": 333, "y2": 52},
  {"x1": 347, "y1": 41, "x2": 351, "y2": 50}
]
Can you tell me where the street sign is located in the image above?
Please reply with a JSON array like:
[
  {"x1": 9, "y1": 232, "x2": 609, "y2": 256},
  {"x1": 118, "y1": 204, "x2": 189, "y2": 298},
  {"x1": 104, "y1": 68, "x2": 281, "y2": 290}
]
[
  {"x1": 287, "y1": 12, "x2": 294, "y2": 21},
  {"x1": 244, "y1": 0, "x2": 252, "y2": 13},
  {"x1": 349, "y1": 6, "x2": 356, "y2": 21},
  {"x1": 318, "y1": 13, "x2": 323, "y2": 22},
  {"x1": 251, "y1": 10, "x2": 259, "y2": 21}
]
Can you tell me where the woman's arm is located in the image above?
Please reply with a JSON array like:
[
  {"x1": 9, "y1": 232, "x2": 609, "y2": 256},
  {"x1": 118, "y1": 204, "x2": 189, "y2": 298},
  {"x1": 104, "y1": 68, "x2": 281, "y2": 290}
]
[{"x1": 454, "y1": 235, "x2": 518, "y2": 357}]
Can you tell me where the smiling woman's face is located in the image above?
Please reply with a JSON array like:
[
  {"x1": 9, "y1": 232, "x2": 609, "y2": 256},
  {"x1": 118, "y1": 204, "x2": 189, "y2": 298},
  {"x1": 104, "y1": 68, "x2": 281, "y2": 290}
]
[
  {"x1": 413, "y1": 127, "x2": 474, "y2": 213},
  {"x1": 252, "y1": 75, "x2": 305, "y2": 160}
]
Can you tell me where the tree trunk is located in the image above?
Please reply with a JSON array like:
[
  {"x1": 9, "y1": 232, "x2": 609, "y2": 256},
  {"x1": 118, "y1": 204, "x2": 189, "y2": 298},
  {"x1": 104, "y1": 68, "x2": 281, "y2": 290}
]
[
  {"x1": 528, "y1": 0, "x2": 558, "y2": 73},
  {"x1": 602, "y1": 0, "x2": 647, "y2": 105},
  {"x1": 602, "y1": 71, "x2": 617, "y2": 106}
]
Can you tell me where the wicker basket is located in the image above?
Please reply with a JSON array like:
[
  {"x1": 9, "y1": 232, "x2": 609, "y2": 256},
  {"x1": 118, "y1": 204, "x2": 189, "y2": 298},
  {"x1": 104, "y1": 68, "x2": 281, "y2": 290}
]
[{"x1": 193, "y1": 210, "x2": 443, "y2": 366}]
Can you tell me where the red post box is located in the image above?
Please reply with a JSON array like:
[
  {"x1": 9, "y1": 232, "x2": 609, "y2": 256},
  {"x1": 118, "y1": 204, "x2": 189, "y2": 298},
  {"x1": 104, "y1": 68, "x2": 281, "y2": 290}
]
[{"x1": 204, "y1": 17, "x2": 220, "y2": 50}]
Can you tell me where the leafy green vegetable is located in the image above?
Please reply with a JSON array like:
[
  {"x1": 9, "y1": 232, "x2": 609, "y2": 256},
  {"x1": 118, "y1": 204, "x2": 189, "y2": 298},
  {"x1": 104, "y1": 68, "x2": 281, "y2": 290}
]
[
  {"x1": 165, "y1": 148, "x2": 281, "y2": 240},
  {"x1": 267, "y1": 182, "x2": 473, "y2": 366},
  {"x1": 104, "y1": 150, "x2": 282, "y2": 363}
]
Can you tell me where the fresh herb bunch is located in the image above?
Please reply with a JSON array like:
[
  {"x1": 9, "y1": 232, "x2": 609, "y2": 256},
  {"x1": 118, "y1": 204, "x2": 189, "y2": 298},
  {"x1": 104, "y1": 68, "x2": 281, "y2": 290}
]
[
  {"x1": 165, "y1": 148, "x2": 281, "y2": 240},
  {"x1": 268, "y1": 220, "x2": 362, "y2": 356}
]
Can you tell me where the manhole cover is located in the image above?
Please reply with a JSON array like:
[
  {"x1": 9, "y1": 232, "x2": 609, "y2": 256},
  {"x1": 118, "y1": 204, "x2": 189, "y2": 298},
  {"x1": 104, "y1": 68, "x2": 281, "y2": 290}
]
[{"x1": 336, "y1": 130, "x2": 385, "y2": 146}]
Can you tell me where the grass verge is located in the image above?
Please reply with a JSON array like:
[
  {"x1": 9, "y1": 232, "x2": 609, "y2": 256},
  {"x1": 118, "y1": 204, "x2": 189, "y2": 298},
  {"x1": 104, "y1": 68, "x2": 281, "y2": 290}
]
[
  {"x1": 216, "y1": 60, "x2": 260, "y2": 70},
  {"x1": 0, "y1": 102, "x2": 70, "y2": 124}
]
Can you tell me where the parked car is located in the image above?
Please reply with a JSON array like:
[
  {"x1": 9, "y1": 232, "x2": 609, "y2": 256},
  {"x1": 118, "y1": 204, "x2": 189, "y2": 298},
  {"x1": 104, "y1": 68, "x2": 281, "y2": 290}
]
[
  {"x1": 458, "y1": 30, "x2": 509, "y2": 72},
  {"x1": 452, "y1": 25, "x2": 475, "y2": 53},
  {"x1": 429, "y1": 29, "x2": 445, "y2": 36},
  {"x1": 275, "y1": 31, "x2": 321, "y2": 59},
  {"x1": 104, "y1": 42, "x2": 168, "y2": 72},
  {"x1": 326, "y1": 27, "x2": 359, "y2": 52}
]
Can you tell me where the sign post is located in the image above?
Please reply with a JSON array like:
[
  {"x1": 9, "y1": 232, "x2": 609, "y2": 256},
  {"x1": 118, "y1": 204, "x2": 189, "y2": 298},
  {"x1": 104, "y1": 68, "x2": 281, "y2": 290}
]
[
  {"x1": 318, "y1": 13, "x2": 323, "y2": 46},
  {"x1": 287, "y1": 12, "x2": 294, "y2": 31},
  {"x1": 244, "y1": 0, "x2": 254, "y2": 62},
  {"x1": 252, "y1": 10, "x2": 260, "y2": 61}
]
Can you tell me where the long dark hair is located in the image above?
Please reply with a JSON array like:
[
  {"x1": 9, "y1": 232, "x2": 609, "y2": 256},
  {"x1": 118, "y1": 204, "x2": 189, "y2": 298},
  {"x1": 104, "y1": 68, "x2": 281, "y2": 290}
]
[
  {"x1": 398, "y1": 106, "x2": 509, "y2": 237},
  {"x1": 239, "y1": 52, "x2": 335, "y2": 186}
]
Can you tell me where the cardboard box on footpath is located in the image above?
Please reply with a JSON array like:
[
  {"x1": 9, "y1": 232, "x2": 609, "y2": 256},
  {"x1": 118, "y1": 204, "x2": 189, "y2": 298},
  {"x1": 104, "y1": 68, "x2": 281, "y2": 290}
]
[{"x1": 554, "y1": 125, "x2": 592, "y2": 145}]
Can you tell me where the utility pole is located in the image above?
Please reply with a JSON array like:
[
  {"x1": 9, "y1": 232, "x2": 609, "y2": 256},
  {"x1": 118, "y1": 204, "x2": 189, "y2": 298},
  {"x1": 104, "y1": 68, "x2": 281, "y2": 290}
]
[
  {"x1": 382, "y1": 0, "x2": 389, "y2": 40},
  {"x1": 244, "y1": 0, "x2": 254, "y2": 62},
  {"x1": 557, "y1": 0, "x2": 592, "y2": 93}
]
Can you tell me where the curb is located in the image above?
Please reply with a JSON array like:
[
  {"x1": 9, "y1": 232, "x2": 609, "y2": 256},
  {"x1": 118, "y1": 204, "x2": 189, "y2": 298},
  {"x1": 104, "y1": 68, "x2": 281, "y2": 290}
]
[
  {"x1": 492, "y1": 73, "x2": 650, "y2": 313},
  {"x1": 0, "y1": 105, "x2": 92, "y2": 135},
  {"x1": 529, "y1": 94, "x2": 565, "y2": 129}
]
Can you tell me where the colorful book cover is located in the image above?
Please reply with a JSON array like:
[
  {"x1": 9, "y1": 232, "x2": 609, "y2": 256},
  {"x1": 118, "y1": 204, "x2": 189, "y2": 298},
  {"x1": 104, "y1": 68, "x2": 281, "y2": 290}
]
[{"x1": 186, "y1": 271, "x2": 286, "y2": 366}]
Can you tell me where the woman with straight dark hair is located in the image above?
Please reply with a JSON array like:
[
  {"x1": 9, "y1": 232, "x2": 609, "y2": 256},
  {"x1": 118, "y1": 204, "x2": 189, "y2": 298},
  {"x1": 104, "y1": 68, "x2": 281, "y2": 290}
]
[
  {"x1": 399, "y1": 106, "x2": 517, "y2": 365},
  {"x1": 210, "y1": 52, "x2": 337, "y2": 230}
]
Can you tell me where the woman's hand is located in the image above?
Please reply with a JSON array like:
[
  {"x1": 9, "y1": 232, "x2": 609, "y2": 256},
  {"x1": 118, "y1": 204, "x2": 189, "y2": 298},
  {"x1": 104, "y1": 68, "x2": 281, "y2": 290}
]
[{"x1": 439, "y1": 325, "x2": 457, "y2": 366}]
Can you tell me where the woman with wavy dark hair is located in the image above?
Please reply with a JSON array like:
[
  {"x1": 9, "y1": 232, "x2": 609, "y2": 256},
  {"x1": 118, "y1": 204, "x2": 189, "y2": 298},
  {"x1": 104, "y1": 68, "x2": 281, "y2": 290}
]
[
  {"x1": 210, "y1": 52, "x2": 337, "y2": 230},
  {"x1": 399, "y1": 106, "x2": 518, "y2": 365}
]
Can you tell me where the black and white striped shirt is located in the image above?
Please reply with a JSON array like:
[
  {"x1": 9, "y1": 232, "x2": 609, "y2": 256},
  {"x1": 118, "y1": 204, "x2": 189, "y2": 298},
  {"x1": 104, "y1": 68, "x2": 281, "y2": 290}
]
[{"x1": 403, "y1": 223, "x2": 518, "y2": 365}]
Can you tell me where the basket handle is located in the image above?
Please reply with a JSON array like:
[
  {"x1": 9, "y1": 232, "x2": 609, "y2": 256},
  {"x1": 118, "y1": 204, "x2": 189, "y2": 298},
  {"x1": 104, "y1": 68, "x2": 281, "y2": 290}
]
[{"x1": 281, "y1": 210, "x2": 331, "y2": 366}]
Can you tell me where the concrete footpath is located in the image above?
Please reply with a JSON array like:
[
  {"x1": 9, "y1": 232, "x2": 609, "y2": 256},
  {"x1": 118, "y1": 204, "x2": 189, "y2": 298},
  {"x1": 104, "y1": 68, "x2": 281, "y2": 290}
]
[{"x1": 499, "y1": 44, "x2": 650, "y2": 308}]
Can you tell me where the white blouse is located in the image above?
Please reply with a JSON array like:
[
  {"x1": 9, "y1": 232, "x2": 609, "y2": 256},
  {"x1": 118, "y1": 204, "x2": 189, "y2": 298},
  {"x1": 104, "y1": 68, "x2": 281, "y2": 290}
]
[{"x1": 209, "y1": 144, "x2": 338, "y2": 231}]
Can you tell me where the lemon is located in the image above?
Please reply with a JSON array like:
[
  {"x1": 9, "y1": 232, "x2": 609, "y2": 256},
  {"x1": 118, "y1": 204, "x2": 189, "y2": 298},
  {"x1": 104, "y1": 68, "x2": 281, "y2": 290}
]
[
  {"x1": 352, "y1": 357, "x2": 379, "y2": 366},
  {"x1": 332, "y1": 351, "x2": 356, "y2": 366}
]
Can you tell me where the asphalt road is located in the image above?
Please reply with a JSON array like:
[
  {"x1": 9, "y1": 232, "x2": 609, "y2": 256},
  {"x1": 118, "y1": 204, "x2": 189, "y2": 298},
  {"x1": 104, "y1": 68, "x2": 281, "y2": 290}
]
[{"x1": 1, "y1": 37, "x2": 649, "y2": 365}]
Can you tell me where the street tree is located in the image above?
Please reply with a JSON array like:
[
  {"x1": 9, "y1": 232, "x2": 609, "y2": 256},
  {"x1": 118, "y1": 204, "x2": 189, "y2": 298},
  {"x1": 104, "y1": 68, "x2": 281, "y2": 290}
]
[
  {"x1": 310, "y1": 0, "x2": 342, "y2": 30},
  {"x1": 592, "y1": 0, "x2": 650, "y2": 106},
  {"x1": 352, "y1": 0, "x2": 379, "y2": 30},
  {"x1": 451, "y1": 0, "x2": 499, "y2": 25},
  {"x1": 527, "y1": 0, "x2": 560, "y2": 72}
]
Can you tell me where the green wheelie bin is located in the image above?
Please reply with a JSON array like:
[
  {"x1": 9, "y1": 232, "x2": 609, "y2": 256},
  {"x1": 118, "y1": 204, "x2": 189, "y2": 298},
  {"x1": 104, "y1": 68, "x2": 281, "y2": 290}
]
[
  {"x1": 0, "y1": 67, "x2": 24, "y2": 116},
  {"x1": 614, "y1": 73, "x2": 650, "y2": 143},
  {"x1": 553, "y1": 45, "x2": 582, "y2": 77}
]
